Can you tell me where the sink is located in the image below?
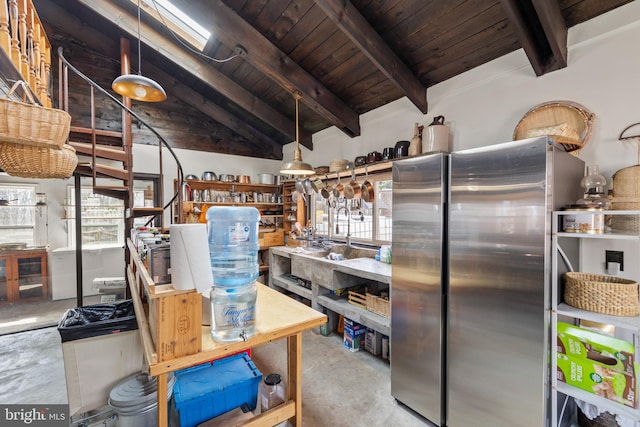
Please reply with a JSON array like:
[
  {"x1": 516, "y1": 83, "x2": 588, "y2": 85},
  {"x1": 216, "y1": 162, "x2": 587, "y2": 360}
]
[{"x1": 298, "y1": 244, "x2": 376, "y2": 261}]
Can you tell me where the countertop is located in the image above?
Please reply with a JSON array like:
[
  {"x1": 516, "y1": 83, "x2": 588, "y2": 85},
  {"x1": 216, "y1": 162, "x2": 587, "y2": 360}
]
[{"x1": 270, "y1": 245, "x2": 391, "y2": 284}]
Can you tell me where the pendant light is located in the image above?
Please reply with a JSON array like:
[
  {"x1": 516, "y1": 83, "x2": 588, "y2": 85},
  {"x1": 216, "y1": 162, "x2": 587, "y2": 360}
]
[
  {"x1": 112, "y1": 0, "x2": 167, "y2": 102},
  {"x1": 280, "y1": 91, "x2": 314, "y2": 175}
]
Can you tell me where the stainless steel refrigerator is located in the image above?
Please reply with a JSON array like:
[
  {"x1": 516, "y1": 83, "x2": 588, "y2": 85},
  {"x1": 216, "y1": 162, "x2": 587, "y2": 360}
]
[{"x1": 391, "y1": 137, "x2": 584, "y2": 427}]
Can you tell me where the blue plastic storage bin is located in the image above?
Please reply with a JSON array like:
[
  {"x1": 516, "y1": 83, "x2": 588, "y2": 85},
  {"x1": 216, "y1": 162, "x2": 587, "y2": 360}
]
[{"x1": 172, "y1": 353, "x2": 262, "y2": 427}]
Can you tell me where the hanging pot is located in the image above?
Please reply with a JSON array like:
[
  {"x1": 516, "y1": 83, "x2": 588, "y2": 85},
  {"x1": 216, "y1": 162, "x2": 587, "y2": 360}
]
[
  {"x1": 320, "y1": 175, "x2": 333, "y2": 199},
  {"x1": 295, "y1": 179, "x2": 305, "y2": 194},
  {"x1": 344, "y1": 169, "x2": 360, "y2": 199},
  {"x1": 332, "y1": 174, "x2": 344, "y2": 198},
  {"x1": 303, "y1": 178, "x2": 317, "y2": 194},
  {"x1": 361, "y1": 165, "x2": 374, "y2": 202}
]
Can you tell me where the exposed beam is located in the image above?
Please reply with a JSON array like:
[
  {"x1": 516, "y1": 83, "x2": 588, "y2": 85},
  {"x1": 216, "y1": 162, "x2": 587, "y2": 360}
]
[
  {"x1": 500, "y1": 0, "x2": 567, "y2": 76},
  {"x1": 179, "y1": 0, "x2": 361, "y2": 138},
  {"x1": 314, "y1": 0, "x2": 427, "y2": 114},
  {"x1": 72, "y1": 0, "x2": 313, "y2": 149},
  {"x1": 144, "y1": 64, "x2": 283, "y2": 159}
]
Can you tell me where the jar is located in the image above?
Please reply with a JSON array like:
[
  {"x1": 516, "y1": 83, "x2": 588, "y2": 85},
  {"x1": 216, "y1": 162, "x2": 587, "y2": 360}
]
[{"x1": 562, "y1": 205, "x2": 604, "y2": 234}]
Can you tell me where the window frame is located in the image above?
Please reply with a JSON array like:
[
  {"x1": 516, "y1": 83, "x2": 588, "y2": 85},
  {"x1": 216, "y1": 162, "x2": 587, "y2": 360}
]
[
  {"x1": 311, "y1": 170, "x2": 392, "y2": 246},
  {"x1": 0, "y1": 184, "x2": 38, "y2": 246}
]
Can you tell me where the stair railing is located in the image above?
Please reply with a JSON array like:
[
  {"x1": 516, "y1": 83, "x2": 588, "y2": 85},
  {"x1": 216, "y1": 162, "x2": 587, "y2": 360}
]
[{"x1": 57, "y1": 47, "x2": 184, "y2": 219}]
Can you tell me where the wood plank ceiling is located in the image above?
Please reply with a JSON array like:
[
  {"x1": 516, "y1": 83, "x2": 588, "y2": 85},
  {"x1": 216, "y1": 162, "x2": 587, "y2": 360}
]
[{"x1": 33, "y1": 0, "x2": 632, "y2": 159}]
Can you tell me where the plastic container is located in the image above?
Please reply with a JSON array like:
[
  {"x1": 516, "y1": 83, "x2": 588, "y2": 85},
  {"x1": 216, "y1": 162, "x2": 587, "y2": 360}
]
[
  {"x1": 173, "y1": 354, "x2": 262, "y2": 427},
  {"x1": 206, "y1": 206, "x2": 260, "y2": 288},
  {"x1": 211, "y1": 282, "x2": 257, "y2": 342}
]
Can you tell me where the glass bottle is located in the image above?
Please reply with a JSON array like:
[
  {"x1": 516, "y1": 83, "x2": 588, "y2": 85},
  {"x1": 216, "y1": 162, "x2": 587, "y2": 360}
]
[{"x1": 576, "y1": 164, "x2": 611, "y2": 209}]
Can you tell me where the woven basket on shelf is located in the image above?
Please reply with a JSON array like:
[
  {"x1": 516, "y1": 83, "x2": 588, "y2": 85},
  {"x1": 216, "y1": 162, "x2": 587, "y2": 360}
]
[
  {"x1": 610, "y1": 164, "x2": 640, "y2": 231},
  {"x1": 513, "y1": 101, "x2": 595, "y2": 153},
  {"x1": 0, "y1": 142, "x2": 77, "y2": 178},
  {"x1": 564, "y1": 272, "x2": 639, "y2": 316},
  {"x1": 0, "y1": 81, "x2": 71, "y2": 149}
]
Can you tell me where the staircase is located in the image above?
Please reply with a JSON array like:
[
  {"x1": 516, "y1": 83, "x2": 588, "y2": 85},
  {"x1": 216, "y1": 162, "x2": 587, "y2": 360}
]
[{"x1": 58, "y1": 38, "x2": 182, "y2": 238}]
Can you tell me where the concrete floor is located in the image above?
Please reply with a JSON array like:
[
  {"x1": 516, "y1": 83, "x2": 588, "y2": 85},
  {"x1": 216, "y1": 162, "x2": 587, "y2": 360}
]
[{"x1": 0, "y1": 326, "x2": 430, "y2": 426}]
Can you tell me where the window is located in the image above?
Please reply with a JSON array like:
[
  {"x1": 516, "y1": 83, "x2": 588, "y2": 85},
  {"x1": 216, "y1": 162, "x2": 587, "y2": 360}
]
[
  {"x1": 66, "y1": 177, "x2": 161, "y2": 248},
  {"x1": 135, "y1": 0, "x2": 211, "y2": 51},
  {"x1": 0, "y1": 185, "x2": 37, "y2": 245},
  {"x1": 312, "y1": 174, "x2": 392, "y2": 245},
  {"x1": 66, "y1": 187, "x2": 124, "y2": 247}
]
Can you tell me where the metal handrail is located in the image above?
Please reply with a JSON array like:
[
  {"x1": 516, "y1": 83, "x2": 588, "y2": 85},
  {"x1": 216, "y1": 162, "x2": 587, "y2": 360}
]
[{"x1": 57, "y1": 47, "x2": 184, "y2": 215}]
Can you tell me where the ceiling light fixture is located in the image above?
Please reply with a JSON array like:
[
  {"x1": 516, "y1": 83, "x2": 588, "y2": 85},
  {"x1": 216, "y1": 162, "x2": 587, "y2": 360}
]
[
  {"x1": 280, "y1": 91, "x2": 314, "y2": 176},
  {"x1": 112, "y1": 0, "x2": 167, "y2": 102}
]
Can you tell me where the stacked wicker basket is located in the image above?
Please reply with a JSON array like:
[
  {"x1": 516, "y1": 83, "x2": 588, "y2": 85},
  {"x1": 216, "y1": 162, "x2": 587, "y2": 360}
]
[
  {"x1": 513, "y1": 100, "x2": 595, "y2": 155},
  {"x1": 0, "y1": 81, "x2": 76, "y2": 178}
]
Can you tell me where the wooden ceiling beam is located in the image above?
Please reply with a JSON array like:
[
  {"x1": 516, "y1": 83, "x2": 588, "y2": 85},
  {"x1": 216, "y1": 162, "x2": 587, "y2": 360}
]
[
  {"x1": 73, "y1": 0, "x2": 313, "y2": 149},
  {"x1": 500, "y1": 0, "x2": 567, "y2": 76},
  {"x1": 314, "y1": 0, "x2": 427, "y2": 114},
  {"x1": 144, "y1": 65, "x2": 283, "y2": 159},
  {"x1": 183, "y1": 0, "x2": 361, "y2": 138}
]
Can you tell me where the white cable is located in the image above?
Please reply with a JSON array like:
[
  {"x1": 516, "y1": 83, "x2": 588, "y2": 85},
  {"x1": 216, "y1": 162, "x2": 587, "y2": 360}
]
[
  {"x1": 558, "y1": 393, "x2": 569, "y2": 425},
  {"x1": 557, "y1": 243, "x2": 575, "y2": 273},
  {"x1": 149, "y1": 0, "x2": 240, "y2": 63}
]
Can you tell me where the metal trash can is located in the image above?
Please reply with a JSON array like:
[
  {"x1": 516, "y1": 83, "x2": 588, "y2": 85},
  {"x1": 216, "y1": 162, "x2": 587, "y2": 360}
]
[{"x1": 58, "y1": 300, "x2": 144, "y2": 418}]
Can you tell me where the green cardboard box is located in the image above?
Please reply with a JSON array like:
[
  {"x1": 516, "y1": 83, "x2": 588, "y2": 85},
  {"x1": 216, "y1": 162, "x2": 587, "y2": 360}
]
[
  {"x1": 557, "y1": 353, "x2": 637, "y2": 408},
  {"x1": 557, "y1": 322, "x2": 634, "y2": 375}
]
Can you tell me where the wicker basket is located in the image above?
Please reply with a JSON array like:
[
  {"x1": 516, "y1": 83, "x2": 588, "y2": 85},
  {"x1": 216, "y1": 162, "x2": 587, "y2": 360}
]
[
  {"x1": 610, "y1": 165, "x2": 640, "y2": 231},
  {"x1": 0, "y1": 142, "x2": 78, "y2": 178},
  {"x1": 0, "y1": 81, "x2": 71, "y2": 149},
  {"x1": 513, "y1": 101, "x2": 595, "y2": 153},
  {"x1": 564, "y1": 272, "x2": 639, "y2": 316}
]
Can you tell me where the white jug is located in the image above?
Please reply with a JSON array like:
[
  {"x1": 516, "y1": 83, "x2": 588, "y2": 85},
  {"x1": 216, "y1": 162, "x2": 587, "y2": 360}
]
[{"x1": 423, "y1": 116, "x2": 450, "y2": 153}]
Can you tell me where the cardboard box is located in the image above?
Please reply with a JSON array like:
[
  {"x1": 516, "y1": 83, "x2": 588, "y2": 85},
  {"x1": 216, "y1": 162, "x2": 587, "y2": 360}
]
[
  {"x1": 365, "y1": 328, "x2": 383, "y2": 355},
  {"x1": 259, "y1": 230, "x2": 284, "y2": 248},
  {"x1": 557, "y1": 322, "x2": 634, "y2": 375},
  {"x1": 61, "y1": 330, "x2": 144, "y2": 416},
  {"x1": 557, "y1": 352, "x2": 637, "y2": 408},
  {"x1": 344, "y1": 318, "x2": 366, "y2": 352},
  {"x1": 145, "y1": 243, "x2": 171, "y2": 285}
]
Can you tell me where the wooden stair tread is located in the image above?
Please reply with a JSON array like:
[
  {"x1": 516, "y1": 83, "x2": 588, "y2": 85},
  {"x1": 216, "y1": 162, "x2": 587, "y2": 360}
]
[
  {"x1": 132, "y1": 207, "x2": 164, "y2": 217},
  {"x1": 93, "y1": 185, "x2": 128, "y2": 191},
  {"x1": 70, "y1": 126, "x2": 123, "y2": 139},
  {"x1": 69, "y1": 141, "x2": 127, "y2": 162},
  {"x1": 92, "y1": 164, "x2": 129, "y2": 181}
]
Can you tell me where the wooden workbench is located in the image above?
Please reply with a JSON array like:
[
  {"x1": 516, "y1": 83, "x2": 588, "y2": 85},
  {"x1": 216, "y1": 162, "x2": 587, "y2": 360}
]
[{"x1": 127, "y1": 240, "x2": 327, "y2": 427}]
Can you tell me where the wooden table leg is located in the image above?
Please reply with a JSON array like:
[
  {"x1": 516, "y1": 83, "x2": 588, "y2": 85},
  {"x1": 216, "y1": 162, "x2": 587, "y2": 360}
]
[
  {"x1": 287, "y1": 332, "x2": 302, "y2": 427},
  {"x1": 157, "y1": 372, "x2": 168, "y2": 427}
]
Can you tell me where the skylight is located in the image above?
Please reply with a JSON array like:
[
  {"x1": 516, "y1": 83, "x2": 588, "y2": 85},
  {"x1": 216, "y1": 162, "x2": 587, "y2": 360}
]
[{"x1": 134, "y1": 0, "x2": 211, "y2": 51}]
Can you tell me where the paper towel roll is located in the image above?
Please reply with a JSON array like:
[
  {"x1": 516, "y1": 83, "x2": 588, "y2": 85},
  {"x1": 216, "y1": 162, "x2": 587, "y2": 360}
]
[{"x1": 170, "y1": 224, "x2": 213, "y2": 292}]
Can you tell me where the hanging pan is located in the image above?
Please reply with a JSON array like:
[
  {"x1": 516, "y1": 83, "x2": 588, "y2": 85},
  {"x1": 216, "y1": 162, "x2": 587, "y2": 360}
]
[
  {"x1": 361, "y1": 165, "x2": 374, "y2": 202},
  {"x1": 332, "y1": 173, "x2": 344, "y2": 198},
  {"x1": 344, "y1": 169, "x2": 360, "y2": 199},
  {"x1": 321, "y1": 174, "x2": 333, "y2": 199}
]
